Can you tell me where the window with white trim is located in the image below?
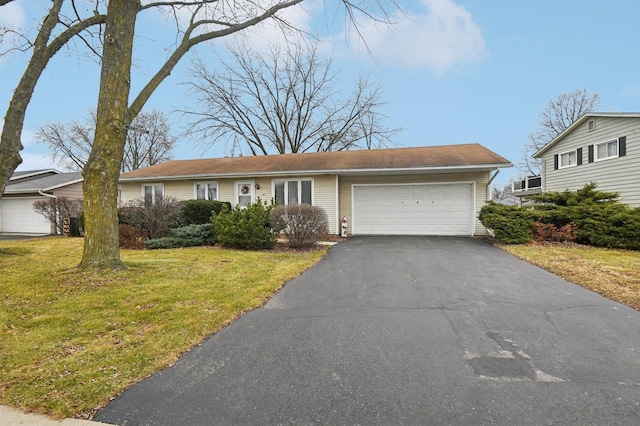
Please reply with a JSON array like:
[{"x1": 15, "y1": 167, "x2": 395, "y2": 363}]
[
  {"x1": 274, "y1": 179, "x2": 313, "y2": 205},
  {"x1": 559, "y1": 150, "x2": 577, "y2": 168},
  {"x1": 595, "y1": 139, "x2": 618, "y2": 161},
  {"x1": 195, "y1": 182, "x2": 218, "y2": 200},
  {"x1": 143, "y1": 183, "x2": 164, "y2": 204},
  {"x1": 588, "y1": 119, "x2": 596, "y2": 131}
]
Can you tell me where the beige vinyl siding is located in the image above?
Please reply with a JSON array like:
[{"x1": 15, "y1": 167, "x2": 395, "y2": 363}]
[
  {"x1": 120, "y1": 176, "x2": 338, "y2": 233},
  {"x1": 119, "y1": 182, "x2": 144, "y2": 203},
  {"x1": 339, "y1": 172, "x2": 490, "y2": 236},
  {"x1": 540, "y1": 116, "x2": 640, "y2": 207},
  {"x1": 164, "y1": 181, "x2": 196, "y2": 199},
  {"x1": 311, "y1": 175, "x2": 338, "y2": 234},
  {"x1": 52, "y1": 182, "x2": 83, "y2": 199}
]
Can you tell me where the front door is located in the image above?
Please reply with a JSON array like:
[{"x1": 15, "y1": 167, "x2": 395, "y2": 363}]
[{"x1": 235, "y1": 181, "x2": 254, "y2": 208}]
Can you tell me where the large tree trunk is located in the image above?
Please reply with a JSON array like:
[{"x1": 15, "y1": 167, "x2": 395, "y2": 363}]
[{"x1": 79, "y1": 0, "x2": 138, "y2": 270}]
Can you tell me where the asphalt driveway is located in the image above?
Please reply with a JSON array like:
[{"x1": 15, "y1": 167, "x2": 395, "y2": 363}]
[{"x1": 96, "y1": 236, "x2": 640, "y2": 425}]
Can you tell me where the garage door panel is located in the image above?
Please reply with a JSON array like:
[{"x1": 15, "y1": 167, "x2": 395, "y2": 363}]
[
  {"x1": 353, "y1": 184, "x2": 473, "y2": 236},
  {"x1": 1, "y1": 197, "x2": 51, "y2": 234}
]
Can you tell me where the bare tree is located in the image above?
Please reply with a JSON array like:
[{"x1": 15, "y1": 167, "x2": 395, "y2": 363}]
[
  {"x1": 0, "y1": 0, "x2": 402, "y2": 270},
  {"x1": 0, "y1": 0, "x2": 105, "y2": 199},
  {"x1": 33, "y1": 196, "x2": 83, "y2": 235},
  {"x1": 520, "y1": 89, "x2": 600, "y2": 175},
  {"x1": 36, "y1": 109, "x2": 176, "y2": 172},
  {"x1": 184, "y1": 40, "x2": 399, "y2": 156}
]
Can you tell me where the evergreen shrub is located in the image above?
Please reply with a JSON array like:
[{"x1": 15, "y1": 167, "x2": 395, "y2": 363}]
[
  {"x1": 212, "y1": 200, "x2": 276, "y2": 250},
  {"x1": 181, "y1": 200, "x2": 231, "y2": 225}
]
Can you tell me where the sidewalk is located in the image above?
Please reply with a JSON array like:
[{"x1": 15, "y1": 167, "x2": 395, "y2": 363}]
[{"x1": 0, "y1": 405, "x2": 109, "y2": 426}]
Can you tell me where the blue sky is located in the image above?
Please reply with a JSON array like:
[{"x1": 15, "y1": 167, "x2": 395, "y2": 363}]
[{"x1": 1, "y1": 0, "x2": 639, "y2": 190}]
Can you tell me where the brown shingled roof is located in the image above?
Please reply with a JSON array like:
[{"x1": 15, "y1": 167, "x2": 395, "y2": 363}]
[{"x1": 120, "y1": 144, "x2": 511, "y2": 180}]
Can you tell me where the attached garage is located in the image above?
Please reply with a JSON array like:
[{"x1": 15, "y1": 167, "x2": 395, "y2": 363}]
[
  {"x1": 352, "y1": 183, "x2": 474, "y2": 236},
  {"x1": 2, "y1": 170, "x2": 83, "y2": 235},
  {"x1": 0, "y1": 197, "x2": 51, "y2": 234}
]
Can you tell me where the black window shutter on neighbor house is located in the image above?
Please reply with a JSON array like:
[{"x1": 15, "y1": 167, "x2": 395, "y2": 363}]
[
  {"x1": 619, "y1": 136, "x2": 627, "y2": 157},
  {"x1": 588, "y1": 145, "x2": 594, "y2": 163},
  {"x1": 577, "y1": 148, "x2": 583, "y2": 165},
  {"x1": 554, "y1": 154, "x2": 558, "y2": 170}
]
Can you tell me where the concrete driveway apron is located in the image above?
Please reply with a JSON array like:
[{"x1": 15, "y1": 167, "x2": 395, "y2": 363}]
[{"x1": 96, "y1": 236, "x2": 640, "y2": 425}]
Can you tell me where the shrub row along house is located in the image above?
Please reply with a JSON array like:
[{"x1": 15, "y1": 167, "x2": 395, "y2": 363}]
[
  {"x1": 118, "y1": 144, "x2": 512, "y2": 236},
  {"x1": 514, "y1": 112, "x2": 640, "y2": 208}
]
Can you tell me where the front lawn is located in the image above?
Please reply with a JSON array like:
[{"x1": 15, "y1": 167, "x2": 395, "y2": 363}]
[
  {"x1": 502, "y1": 243, "x2": 640, "y2": 310},
  {"x1": 0, "y1": 237, "x2": 326, "y2": 419}
]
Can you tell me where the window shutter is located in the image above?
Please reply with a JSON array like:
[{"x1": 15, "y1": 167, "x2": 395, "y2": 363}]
[
  {"x1": 553, "y1": 154, "x2": 558, "y2": 170},
  {"x1": 619, "y1": 136, "x2": 627, "y2": 157},
  {"x1": 588, "y1": 145, "x2": 594, "y2": 163},
  {"x1": 577, "y1": 148, "x2": 583, "y2": 165}
]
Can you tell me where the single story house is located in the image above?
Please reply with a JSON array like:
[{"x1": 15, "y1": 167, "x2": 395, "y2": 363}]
[
  {"x1": 119, "y1": 144, "x2": 512, "y2": 236},
  {"x1": 0, "y1": 169, "x2": 83, "y2": 234},
  {"x1": 521, "y1": 112, "x2": 640, "y2": 207}
]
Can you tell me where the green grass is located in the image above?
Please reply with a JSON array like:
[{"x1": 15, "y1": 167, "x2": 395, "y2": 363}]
[
  {"x1": 0, "y1": 237, "x2": 326, "y2": 419},
  {"x1": 502, "y1": 243, "x2": 640, "y2": 310}
]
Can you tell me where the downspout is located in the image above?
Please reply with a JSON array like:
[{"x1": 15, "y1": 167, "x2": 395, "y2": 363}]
[
  {"x1": 487, "y1": 169, "x2": 500, "y2": 192},
  {"x1": 39, "y1": 190, "x2": 58, "y2": 235},
  {"x1": 484, "y1": 169, "x2": 501, "y2": 237}
]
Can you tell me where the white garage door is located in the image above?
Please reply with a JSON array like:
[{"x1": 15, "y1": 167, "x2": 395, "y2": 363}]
[
  {"x1": 353, "y1": 183, "x2": 474, "y2": 236},
  {"x1": 0, "y1": 197, "x2": 52, "y2": 234}
]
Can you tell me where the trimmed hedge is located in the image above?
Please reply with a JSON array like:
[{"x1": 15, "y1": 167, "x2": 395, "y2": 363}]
[
  {"x1": 212, "y1": 200, "x2": 276, "y2": 250},
  {"x1": 181, "y1": 200, "x2": 231, "y2": 225}
]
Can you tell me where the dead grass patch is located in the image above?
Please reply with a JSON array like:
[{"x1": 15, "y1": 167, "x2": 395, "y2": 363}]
[{"x1": 502, "y1": 242, "x2": 640, "y2": 310}]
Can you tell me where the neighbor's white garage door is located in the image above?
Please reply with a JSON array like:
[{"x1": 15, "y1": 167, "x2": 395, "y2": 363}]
[
  {"x1": 0, "y1": 197, "x2": 51, "y2": 234},
  {"x1": 352, "y1": 183, "x2": 474, "y2": 236}
]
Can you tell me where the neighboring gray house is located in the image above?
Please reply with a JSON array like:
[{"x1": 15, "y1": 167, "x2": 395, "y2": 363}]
[
  {"x1": 0, "y1": 170, "x2": 83, "y2": 234},
  {"x1": 514, "y1": 112, "x2": 640, "y2": 207}
]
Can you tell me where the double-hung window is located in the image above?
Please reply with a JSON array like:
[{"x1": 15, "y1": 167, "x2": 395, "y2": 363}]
[
  {"x1": 195, "y1": 182, "x2": 218, "y2": 200},
  {"x1": 274, "y1": 179, "x2": 312, "y2": 205},
  {"x1": 559, "y1": 150, "x2": 577, "y2": 168},
  {"x1": 143, "y1": 183, "x2": 164, "y2": 204},
  {"x1": 595, "y1": 139, "x2": 618, "y2": 161}
]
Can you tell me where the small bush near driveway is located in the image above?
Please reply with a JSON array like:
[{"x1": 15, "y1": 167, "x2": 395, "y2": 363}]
[{"x1": 271, "y1": 204, "x2": 329, "y2": 248}]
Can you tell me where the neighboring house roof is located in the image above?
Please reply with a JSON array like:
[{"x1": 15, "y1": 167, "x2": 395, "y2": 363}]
[
  {"x1": 533, "y1": 112, "x2": 640, "y2": 158},
  {"x1": 120, "y1": 144, "x2": 512, "y2": 181},
  {"x1": 4, "y1": 171, "x2": 83, "y2": 195},
  {"x1": 494, "y1": 195, "x2": 520, "y2": 206},
  {"x1": 9, "y1": 169, "x2": 59, "y2": 181}
]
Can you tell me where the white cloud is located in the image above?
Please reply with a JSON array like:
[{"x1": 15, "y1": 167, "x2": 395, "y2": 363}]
[
  {"x1": 345, "y1": 0, "x2": 487, "y2": 74},
  {"x1": 145, "y1": 0, "x2": 315, "y2": 50},
  {"x1": 224, "y1": 1, "x2": 318, "y2": 53},
  {"x1": 0, "y1": 2, "x2": 25, "y2": 28},
  {"x1": 621, "y1": 84, "x2": 640, "y2": 98},
  {"x1": 0, "y1": 2, "x2": 26, "y2": 66}
]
